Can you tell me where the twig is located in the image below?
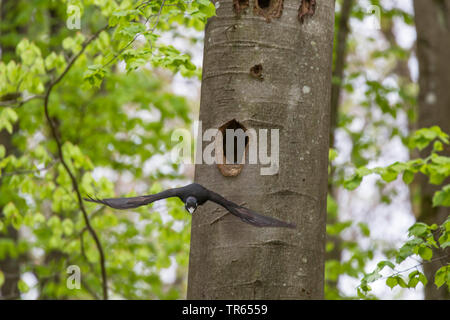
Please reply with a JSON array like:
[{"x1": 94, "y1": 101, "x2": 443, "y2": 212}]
[
  {"x1": 102, "y1": 0, "x2": 166, "y2": 68},
  {"x1": 43, "y1": 26, "x2": 109, "y2": 300},
  {"x1": 1, "y1": 160, "x2": 57, "y2": 177},
  {"x1": 0, "y1": 94, "x2": 45, "y2": 108},
  {"x1": 80, "y1": 277, "x2": 101, "y2": 300},
  {"x1": 380, "y1": 254, "x2": 450, "y2": 279},
  {"x1": 380, "y1": 254, "x2": 450, "y2": 281}
]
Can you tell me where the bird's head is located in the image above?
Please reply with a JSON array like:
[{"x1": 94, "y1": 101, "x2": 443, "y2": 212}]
[{"x1": 185, "y1": 196, "x2": 198, "y2": 214}]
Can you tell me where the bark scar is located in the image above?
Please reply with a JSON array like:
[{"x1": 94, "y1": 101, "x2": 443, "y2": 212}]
[
  {"x1": 233, "y1": 0, "x2": 250, "y2": 16},
  {"x1": 298, "y1": 0, "x2": 316, "y2": 24}
]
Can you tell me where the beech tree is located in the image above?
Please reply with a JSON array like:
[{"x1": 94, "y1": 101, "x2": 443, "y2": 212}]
[
  {"x1": 1, "y1": 0, "x2": 449, "y2": 301},
  {"x1": 413, "y1": 0, "x2": 450, "y2": 300},
  {"x1": 187, "y1": 0, "x2": 335, "y2": 299}
]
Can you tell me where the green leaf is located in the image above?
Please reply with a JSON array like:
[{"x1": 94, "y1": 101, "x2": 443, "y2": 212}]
[
  {"x1": 434, "y1": 266, "x2": 449, "y2": 288},
  {"x1": 438, "y1": 232, "x2": 450, "y2": 248},
  {"x1": 3, "y1": 202, "x2": 22, "y2": 229},
  {"x1": 386, "y1": 276, "x2": 397, "y2": 289},
  {"x1": 407, "y1": 270, "x2": 428, "y2": 287},
  {"x1": 344, "y1": 174, "x2": 363, "y2": 190},
  {"x1": 418, "y1": 246, "x2": 433, "y2": 261},
  {"x1": 326, "y1": 221, "x2": 352, "y2": 236},
  {"x1": 0, "y1": 270, "x2": 4, "y2": 288},
  {"x1": 433, "y1": 185, "x2": 450, "y2": 207},
  {"x1": 433, "y1": 140, "x2": 444, "y2": 152},
  {"x1": 356, "y1": 166, "x2": 372, "y2": 177},
  {"x1": 419, "y1": 272, "x2": 428, "y2": 286},
  {"x1": 326, "y1": 194, "x2": 338, "y2": 216},
  {"x1": 380, "y1": 167, "x2": 398, "y2": 182},
  {"x1": 408, "y1": 276, "x2": 419, "y2": 288},
  {"x1": 18, "y1": 279, "x2": 29, "y2": 293},
  {"x1": 377, "y1": 260, "x2": 395, "y2": 270},
  {"x1": 408, "y1": 222, "x2": 429, "y2": 237},
  {"x1": 62, "y1": 219, "x2": 74, "y2": 236},
  {"x1": 396, "y1": 240, "x2": 420, "y2": 263},
  {"x1": 409, "y1": 126, "x2": 449, "y2": 150},
  {"x1": 83, "y1": 64, "x2": 106, "y2": 88},
  {"x1": 329, "y1": 148, "x2": 338, "y2": 161},
  {"x1": 358, "y1": 222, "x2": 371, "y2": 237},
  {"x1": 47, "y1": 216, "x2": 61, "y2": 232},
  {"x1": 402, "y1": 170, "x2": 415, "y2": 184},
  {"x1": 396, "y1": 276, "x2": 408, "y2": 288}
]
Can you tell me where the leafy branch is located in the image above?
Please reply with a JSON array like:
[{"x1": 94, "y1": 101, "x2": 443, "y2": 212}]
[
  {"x1": 102, "y1": 0, "x2": 167, "y2": 68},
  {"x1": 42, "y1": 25, "x2": 109, "y2": 300},
  {"x1": 38, "y1": 0, "x2": 167, "y2": 300},
  {"x1": 357, "y1": 218, "x2": 450, "y2": 298},
  {"x1": 342, "y1": 126, "x2": 450, "y2": 208}
]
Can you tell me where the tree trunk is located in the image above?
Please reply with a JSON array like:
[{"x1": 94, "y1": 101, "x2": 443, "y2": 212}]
[
  {"x1": 413, "y1": 0, "x2": 450, "y2": 300},
  {"x1": 330, "y1": 0, "x2": 353, "y2": 146},
  {"x1": 187, "y1": 0, "x2": 335, "y2": 299},
  {"x1": 326, "y1": 0, "x2": 353, "y2": 297},
  {"x1": 0, "y1": 124, "x2": 21, "y2": 300},
  {"x1": 0, "y1": 0, "x2": 24, "y2": 300}
]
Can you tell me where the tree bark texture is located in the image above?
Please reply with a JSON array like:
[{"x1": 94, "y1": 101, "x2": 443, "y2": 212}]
[
  {"x1": 187, "y1": 0, "x2": 335, "y2": 299},
  {"x1": 413, "y1": 0, "x2": 450, "y2": 300}
]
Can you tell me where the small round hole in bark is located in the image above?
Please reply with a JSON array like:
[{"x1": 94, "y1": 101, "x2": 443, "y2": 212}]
[{"x1": 250, "y1": 64, "x2": 264, "y2": 80}]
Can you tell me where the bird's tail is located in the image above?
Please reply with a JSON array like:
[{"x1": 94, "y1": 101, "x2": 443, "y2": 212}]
[{"x1": 229, "y1": 205, "x2": 296, "y2": 229}]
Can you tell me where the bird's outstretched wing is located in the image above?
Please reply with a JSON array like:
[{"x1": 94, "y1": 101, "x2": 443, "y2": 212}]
[
  {"x1": 207, "y1": 190, "x2": 296, "y2": 229},
  {"x1": 84, "y1": 188, "x2": 179, "y2": 210}
]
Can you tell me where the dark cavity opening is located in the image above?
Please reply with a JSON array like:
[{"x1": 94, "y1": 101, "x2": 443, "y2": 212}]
[
  {"x1": 258, "y1": 0, "x2": 271, "y2": 9},
  {"x1": 219, "y1": 119, "x2": 249, "y2": 164},
  {"x1": 250, "y1": 64, "x2": 263, "y2": 80}
]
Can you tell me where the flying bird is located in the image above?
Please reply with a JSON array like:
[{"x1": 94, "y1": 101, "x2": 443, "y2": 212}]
[{"x1": 84, "y1": 183, "x2": 295, "y2": 228}]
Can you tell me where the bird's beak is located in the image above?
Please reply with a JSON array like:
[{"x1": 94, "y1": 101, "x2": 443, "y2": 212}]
[{"x1": 188, "y1": 207, "x2": 195, "y2": 214}]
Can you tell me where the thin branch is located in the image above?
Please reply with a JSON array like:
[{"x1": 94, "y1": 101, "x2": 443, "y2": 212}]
[
  {"x1": 80, "y1": 277, "x2": 101, "y2": 300},
  {"x1": 148, "y1": 0, "x2": 167, "y2": 34},
  {"x1": 65, "y1": 255, "x2": 101, "y2": 300},
  {"x1": 51, "y1": 26, "x2": 109, "y2": 91},
  {"x1": 79, "y1": 227, "x2": 99, "y2": 276},
  {"x1": 380, "y1": 254, "x2": 450, "y2": 281},
  {"x1": 102, "y1": 0, "x2": 166, "y2": 68},
  {"x1": 1, "y1": 160, "x2": 57, "y2": 177},
  {"x1": 43, "y1": 26, "x2": 109, "y2": 300},
  {"x1": 0, "y1": 94, "x2": 45, "y2": 108}
]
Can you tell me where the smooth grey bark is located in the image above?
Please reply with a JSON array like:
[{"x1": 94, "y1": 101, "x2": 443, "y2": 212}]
[
  {"x1": 187, "y1": 0, "x2": 335, "y2": 299},
  {"x1": 413, "y1": 0, "x2": 450, "y2": 300}
]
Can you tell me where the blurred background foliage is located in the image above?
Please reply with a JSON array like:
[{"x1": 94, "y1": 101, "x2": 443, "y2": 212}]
[{"x1": 0, "y1": 0, "x2": 448, "y2": 299}]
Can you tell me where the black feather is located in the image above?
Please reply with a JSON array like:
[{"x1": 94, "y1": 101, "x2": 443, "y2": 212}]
[{"x1": 84, "y1": 183, "x2": 296, "y2": 228}]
